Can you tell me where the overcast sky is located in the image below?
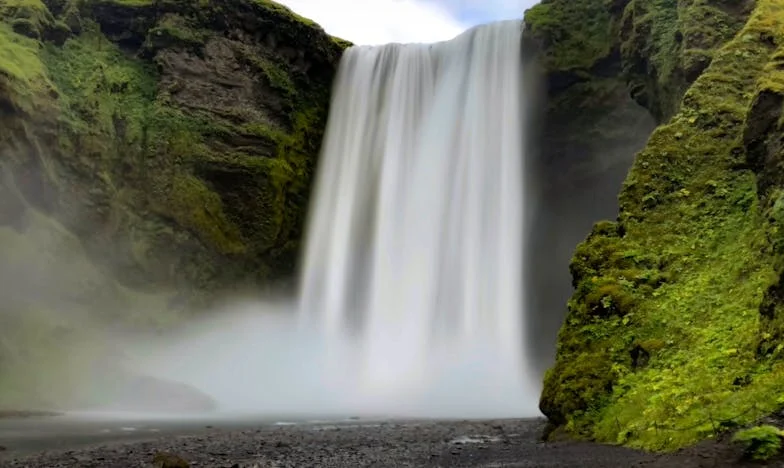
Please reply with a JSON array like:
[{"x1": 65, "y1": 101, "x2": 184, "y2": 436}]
[{"x1": 277, "y1": 0, "x2": 539, "y2": 45}]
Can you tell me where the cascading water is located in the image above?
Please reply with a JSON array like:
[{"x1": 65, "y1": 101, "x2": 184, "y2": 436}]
[
  {"x1": 128, "y1": 19, "x2": 540, "y2": 420},
  {"x1": 298, "y1": 19, "x2": 539, "y2": 416}
]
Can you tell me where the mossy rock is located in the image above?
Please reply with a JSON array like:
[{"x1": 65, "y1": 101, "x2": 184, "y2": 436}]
[
  {"x1": 525, "y1": 0, "x2": 753, "y2": 121},
  {"x1": 0, "y1": 0, "x2": 349, "y2": 293},
  {"x1": 539, "y1": 0, "x2": 784, "y2": 453},
  {"x1": 0, "y1": 0, "x2": 349, "y2": 407},
  {"x1": 732, "y1": 425, "x2": 784, "y2": 461}
]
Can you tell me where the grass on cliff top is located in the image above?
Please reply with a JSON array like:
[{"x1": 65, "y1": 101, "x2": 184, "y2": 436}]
[
  {"x1": 98, "y1": 0, "x2": 317, "y2": 27},
  {"x1": 544, "y1": 0, "x2": 784, "y2": 452}
]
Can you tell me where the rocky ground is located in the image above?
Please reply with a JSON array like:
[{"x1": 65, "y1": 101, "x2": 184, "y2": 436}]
[{"x1": 0, "y1": 418, "x2": 777, "y2": 468}]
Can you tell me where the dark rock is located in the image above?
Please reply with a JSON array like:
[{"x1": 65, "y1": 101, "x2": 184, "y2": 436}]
[
  {"x1": 152, "y1": 452, "x2": 190, "y2": 468},
  {"x1": 743, "y1": 89, "x2": 784, "y2": 198}
]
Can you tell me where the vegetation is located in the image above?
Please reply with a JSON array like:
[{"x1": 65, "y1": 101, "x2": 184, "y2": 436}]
[
  {"x1": 733, "y1": 425, "x2": 784, "y2": 461},
  {"x1": 538, "y1": 0, "x2": 784, "y2": 452},
  {"x1": 524, "y1": 0, "x2": 615, "y2": 71},
  {"x1": 525, "y1": 0, "x2": 752, "y2": 121},
  {"x1": 619, "y1": 0, "x2": 752, "y2": 120}
]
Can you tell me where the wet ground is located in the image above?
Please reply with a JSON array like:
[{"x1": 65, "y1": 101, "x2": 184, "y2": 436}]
[{"x1": 0, "y1": 414, "x2": 774, "y2": 467}]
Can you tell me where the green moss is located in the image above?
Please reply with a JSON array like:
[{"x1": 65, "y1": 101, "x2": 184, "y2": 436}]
[
  {"x1": 239, "y1": 52, "x2": 297, "y2": 97},
  {"x1": 151, "y1": 172, "x2": 245, "y2": 255},
  {"x1": 0, "y1": 0, "x2": 55, "y2": 39},
  {"x1": 331, "y1": 36, "x2": 353, "y2": 49},
  {"x1": 620, "y1": 0, "x2": 751, "y2": 119},
  {"x1": 41, "y1": 24, "x2": 248, "y2": 257},
  {"x1": 541, "y1": 0, "x2": 784, "y2": 451},
  {"x1": 733, "y1": 425, "x2": 784, "y2": 461},
  {"x1": 42, "y1": 23, "x2": 157, "y2": 140},
  {"x1": 251, "y1": 0, "x2": 316, "y2": 27},
  {"x1": 524, "y1": 0, "x2": 615, "y2": 70},
  {"x1": 0, "y1": 23, "x2": 54, "y2": 113},
  {"x1": 145, "y1": 13, "x2": 208, "y2": 52}
]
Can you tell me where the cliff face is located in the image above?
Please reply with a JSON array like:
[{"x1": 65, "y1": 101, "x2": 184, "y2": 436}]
[
  {"x1": 530, "y1": 0, "x2": 784, "y2": 451},
  {"x1": 1, "y1": 0, "x2": 346, "y2": 296},
  {"x1": 0, "y1": 0, "x2": 345, "y2": 408},
  {"x1": 526, "y1": 47, "x2": 656, "y2": 374}
]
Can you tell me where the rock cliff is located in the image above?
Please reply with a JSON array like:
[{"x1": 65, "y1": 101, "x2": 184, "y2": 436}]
[
  {"x1": 0, "y1": 0, "x2": 346, "y2": 408},
  {"x1": 530, "y1": 0, "x2": 784, "y2": 452}
]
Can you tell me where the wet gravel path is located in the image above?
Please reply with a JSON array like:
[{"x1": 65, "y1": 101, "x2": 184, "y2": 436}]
[{"x1": 0, "y1": 418, "x2": 771, "y2": 467}]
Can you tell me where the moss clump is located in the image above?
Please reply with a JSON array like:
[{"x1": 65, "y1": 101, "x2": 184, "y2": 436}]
[
  {"x1": 733, "y1": 425, "x2": 784, "y2": 461},
  {"x1": 524, "y1": 0, "x2": 615, "y2": 71},
  {"x1": 620, "y1": 0, "x2": 752, "y2": 120},
  {"x1": 151, "y1": 173, "x2": 245, "y2": 255},
  {"x1": 541, "y1": 0, "x2": 784, "y2": 451},
  {"x1": 250, "y1": 0, "x2": 316, "y2": 27},
  {"x1": 0, "y1": 23, "x2": 55, "y2": 113},
  {"x1": 0, "y1": 0, "x2": 55, "y2": 40},
  {"x1": 41, "y1": 24, "x2": 158, "y2": 142},
  {"x1": 144, "y1": 13, "x2": 208, "y2": 52}
]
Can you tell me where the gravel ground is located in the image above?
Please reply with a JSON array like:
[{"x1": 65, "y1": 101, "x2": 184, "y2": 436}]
[{"x1": 0, "y1": 418, "x2": 779, "y2": 468}]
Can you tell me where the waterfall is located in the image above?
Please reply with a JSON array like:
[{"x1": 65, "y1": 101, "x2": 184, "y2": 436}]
[
  {"x1": 298, "y1": 19, "x2": 539, "y2": 416},
  {"x1": 126, "y1": 20, "x2": 540, "y2": 419}
]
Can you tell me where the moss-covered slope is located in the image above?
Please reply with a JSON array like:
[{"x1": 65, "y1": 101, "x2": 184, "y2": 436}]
[
  {"x1": 0, "y1": 0, "x2": 346, "y2": 408},
  {"x1": 0, "y1": 0, "x2": 346, "y2": 295},
  {"x1": 531, "y1": 0, "x2": 784, "y2": 451}
]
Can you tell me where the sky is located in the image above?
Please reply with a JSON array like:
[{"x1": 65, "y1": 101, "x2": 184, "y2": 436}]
[{"x1": 277, "y1": 0, "x2": 539, "y2": 45}]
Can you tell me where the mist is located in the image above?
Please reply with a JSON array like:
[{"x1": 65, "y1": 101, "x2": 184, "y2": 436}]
[{"x1": 120, "y1": 298, "x2": 541, "y2": 420}]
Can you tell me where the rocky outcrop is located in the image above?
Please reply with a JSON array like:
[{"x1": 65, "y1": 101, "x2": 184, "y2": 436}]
[
  {"x1": 529, "y1": 0, "x2": 784, "y2": 452},
  {"x1": 1, "y1": 0, "x2": 346, "y2": 296},
  {"x1": 0, "y1": 0, "x2": 346, "y2": 409}
]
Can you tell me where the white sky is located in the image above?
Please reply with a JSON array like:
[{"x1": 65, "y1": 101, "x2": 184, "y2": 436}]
[{"x1": 277, "y1": 0, "x2": 539, "y2": 45}]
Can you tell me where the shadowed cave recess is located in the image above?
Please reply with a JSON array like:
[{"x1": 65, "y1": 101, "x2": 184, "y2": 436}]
[{"x1": 525, "y1": 46, "x2": 657, "y2": 374}]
